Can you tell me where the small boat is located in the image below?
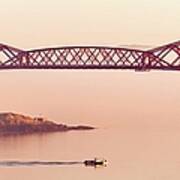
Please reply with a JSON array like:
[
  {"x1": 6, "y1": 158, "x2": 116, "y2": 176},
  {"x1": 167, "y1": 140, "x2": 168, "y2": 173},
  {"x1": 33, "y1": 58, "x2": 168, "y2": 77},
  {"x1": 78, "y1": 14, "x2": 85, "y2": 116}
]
[{"x1": 84, "y1": 158, "x2": 107, "y2": 167}]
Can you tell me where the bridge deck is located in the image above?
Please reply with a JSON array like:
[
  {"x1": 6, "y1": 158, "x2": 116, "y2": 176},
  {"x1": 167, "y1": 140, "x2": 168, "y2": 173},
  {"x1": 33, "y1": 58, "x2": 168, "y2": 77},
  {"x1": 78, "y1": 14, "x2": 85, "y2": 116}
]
[{"x1": 0, "y1": 40, "x2": 180, "y2": 71}]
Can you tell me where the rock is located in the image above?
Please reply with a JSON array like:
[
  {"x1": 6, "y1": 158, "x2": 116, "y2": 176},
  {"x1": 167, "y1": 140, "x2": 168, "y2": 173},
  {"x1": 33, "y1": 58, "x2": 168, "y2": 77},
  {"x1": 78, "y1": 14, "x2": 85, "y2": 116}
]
[{"x1": 0, "y1": 112, "x2": 94, "y2": 135}]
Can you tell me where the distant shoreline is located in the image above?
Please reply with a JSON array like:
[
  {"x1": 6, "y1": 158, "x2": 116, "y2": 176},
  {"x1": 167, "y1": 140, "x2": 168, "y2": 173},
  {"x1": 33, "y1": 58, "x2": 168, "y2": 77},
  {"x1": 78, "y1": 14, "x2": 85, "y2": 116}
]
[{"x1": 0, "y1": 112, "x2": 94, "y2": 136}]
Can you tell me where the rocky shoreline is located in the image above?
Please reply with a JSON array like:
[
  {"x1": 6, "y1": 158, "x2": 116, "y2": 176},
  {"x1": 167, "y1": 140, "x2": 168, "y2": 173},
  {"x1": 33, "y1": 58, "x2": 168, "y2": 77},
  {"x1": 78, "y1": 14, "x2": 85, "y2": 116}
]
[{"x1": 0, "y1": 113, "x2": 94, "y2": 135}]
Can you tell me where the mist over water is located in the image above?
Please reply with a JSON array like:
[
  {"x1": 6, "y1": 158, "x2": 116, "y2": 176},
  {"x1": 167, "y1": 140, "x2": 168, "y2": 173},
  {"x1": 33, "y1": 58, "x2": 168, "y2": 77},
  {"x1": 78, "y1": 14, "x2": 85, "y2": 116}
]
[{"x1": 0, "y1": 71, "x2": 180, "y2": 180}]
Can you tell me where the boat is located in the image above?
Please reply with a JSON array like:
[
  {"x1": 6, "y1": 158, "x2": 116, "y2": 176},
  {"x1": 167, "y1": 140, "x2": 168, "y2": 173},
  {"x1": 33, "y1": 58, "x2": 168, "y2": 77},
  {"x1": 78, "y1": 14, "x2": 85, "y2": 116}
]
[{"x1": 84, "y1": 158, "x2": 107, "y2": 167}]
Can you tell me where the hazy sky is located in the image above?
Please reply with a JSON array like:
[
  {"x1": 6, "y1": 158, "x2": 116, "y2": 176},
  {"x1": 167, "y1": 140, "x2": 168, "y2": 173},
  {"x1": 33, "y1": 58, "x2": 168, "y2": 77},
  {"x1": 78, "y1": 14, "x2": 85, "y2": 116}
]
[{"x1": 0, "y1": 0, "x2": 179, "y2": 49}]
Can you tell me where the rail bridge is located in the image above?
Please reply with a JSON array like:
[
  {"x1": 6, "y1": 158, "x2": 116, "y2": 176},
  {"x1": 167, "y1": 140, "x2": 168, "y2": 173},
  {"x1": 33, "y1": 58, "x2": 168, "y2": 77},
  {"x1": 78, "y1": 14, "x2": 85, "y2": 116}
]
[{"x1": 0, "y1": 40, "x2": 180, "y2": 71}]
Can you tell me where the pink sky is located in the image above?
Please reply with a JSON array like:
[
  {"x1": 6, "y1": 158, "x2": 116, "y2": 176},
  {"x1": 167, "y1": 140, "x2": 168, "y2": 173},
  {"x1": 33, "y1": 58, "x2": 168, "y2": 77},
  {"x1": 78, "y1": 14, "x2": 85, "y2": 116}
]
[{"x1": 0, "y1": 0, "x2": 180, "y2": 49}]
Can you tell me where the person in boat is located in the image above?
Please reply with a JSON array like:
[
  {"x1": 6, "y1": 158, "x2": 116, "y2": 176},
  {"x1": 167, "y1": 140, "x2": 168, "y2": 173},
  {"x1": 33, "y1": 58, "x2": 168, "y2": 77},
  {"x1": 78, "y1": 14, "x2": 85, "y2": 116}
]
[{"x1": 84, "y1": 158, "x2": 107, "y2": 166}]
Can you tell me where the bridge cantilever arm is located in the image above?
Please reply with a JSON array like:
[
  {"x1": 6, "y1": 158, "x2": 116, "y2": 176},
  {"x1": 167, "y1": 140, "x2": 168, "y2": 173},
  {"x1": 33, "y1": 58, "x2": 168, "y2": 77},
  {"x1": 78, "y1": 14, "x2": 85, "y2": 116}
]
[{"x1": 148, "y1": 40, "x2": 180, "y2": 53}]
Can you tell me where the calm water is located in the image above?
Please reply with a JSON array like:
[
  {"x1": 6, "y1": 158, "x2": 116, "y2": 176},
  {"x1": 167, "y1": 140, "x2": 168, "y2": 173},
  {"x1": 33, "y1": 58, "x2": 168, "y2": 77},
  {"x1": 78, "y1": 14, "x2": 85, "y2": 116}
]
[
  {"x1": 0, "y1": 71, "x2": 180, "y2": 179},
  {"x1": 0, "y1": 128, "x2": 180, "y2": 179}
]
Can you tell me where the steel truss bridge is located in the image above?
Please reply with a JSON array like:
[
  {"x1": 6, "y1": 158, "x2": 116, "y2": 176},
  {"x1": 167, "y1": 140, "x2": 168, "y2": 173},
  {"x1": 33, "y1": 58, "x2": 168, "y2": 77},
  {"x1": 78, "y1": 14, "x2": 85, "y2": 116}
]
[{"x1": 0, "y1": 40, "x2": 180, "y2": 71}]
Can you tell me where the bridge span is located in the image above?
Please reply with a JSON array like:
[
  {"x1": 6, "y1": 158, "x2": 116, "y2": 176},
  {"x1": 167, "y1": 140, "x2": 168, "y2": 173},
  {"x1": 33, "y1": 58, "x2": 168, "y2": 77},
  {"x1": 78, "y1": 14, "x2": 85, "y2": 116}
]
[{"x1": 0, "y1": 40, "x2": 180, "y2": 71}]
